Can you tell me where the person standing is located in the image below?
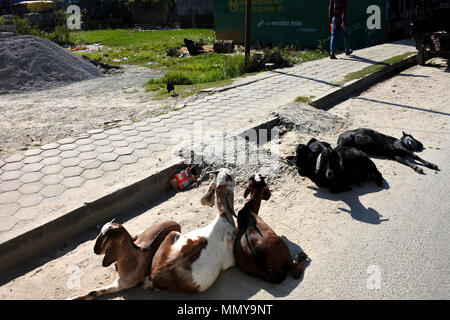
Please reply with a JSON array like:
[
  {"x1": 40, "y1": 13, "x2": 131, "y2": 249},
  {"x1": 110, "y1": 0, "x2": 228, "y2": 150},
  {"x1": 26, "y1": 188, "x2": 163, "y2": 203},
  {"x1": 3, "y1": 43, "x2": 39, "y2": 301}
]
[{"x1": 329, "y1": 0, "x2": 353, "y2": 59}]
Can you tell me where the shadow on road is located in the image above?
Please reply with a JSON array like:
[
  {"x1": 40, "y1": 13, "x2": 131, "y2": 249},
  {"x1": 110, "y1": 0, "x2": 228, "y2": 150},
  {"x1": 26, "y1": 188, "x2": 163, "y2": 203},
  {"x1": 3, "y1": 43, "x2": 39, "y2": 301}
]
[
  {"x1": 309, "y1": 179, "x2": 390, "y2": 225},
  {"x1": 353, "y1": 97, "x2": 450, "y2": 117}
]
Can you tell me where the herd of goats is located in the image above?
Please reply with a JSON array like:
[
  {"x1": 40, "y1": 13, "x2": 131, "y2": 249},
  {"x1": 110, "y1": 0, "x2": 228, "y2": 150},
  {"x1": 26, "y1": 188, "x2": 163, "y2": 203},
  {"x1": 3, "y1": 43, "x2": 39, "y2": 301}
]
[{"x1": 69, "y1": 128, "x2": 439, "y2": 299}]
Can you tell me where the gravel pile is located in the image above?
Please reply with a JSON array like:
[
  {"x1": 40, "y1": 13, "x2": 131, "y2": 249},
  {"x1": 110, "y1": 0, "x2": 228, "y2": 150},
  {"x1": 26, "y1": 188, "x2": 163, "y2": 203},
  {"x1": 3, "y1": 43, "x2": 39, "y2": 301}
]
[{"x1": 0, "y1": 35, "x2": 102, "y2": 94}]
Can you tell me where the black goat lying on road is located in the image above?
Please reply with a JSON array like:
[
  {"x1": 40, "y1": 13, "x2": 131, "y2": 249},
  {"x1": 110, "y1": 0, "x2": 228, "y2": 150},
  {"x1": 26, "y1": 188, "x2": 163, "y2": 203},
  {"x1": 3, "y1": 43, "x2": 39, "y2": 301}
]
[
  {"x1": 295, "y1": 138, "x2": 384, "y2": 193},
  {"x1": 318, "y1": 146, "x2": 384, "y2": 193},
  {"x1": 337, "y1": 128, "x2": 438, "y2": 174},
  {"x1": 295, "y1": 138, "x2": 332, "y2": 188}
]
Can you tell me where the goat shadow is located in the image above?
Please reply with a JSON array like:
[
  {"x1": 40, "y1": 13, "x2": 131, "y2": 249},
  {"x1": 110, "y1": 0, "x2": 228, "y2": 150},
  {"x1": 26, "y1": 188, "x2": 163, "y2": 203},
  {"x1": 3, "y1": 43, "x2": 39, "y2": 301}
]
[
  {"x1": 104, "y1": 236, "x2": 310, "y2": 300},
  {"x1": 309, "y1": 179, "x2": 390, "y2": 225}
]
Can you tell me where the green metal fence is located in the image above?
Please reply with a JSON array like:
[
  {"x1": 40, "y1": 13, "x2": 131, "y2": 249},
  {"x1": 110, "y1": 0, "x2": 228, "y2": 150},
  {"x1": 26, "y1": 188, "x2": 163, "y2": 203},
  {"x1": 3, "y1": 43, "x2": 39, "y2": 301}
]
[{"x1": 213, "y1": 0, "x2": 387, "y2": 50}]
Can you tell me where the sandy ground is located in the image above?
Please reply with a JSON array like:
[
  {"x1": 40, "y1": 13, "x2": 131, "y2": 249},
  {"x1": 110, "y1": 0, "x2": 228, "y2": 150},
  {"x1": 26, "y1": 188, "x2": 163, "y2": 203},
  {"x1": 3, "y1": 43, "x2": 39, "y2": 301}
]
[
  {"x1": 0, "y1": 65, "x2": 202, "y2": 156},
  {"x1": 0, "y1": 58, "x2": 449, "y2": 300}
]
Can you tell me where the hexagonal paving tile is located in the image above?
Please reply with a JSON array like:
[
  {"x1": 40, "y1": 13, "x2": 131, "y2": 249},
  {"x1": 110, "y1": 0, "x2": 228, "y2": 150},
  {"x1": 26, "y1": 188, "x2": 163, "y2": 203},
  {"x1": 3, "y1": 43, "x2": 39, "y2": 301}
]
[
  {"x1": 58, "y1": 137, "x2": 77, "y2": 145},
  {"x1": 94, "y1": 139, "x2": 112, "y2": 146},
  {"x1": 62, "y1": 176, "x2": 86, "y2": 189},
  {"x1": 41, "y1": 185, "x2": 66, "y2": 198},
  {"x1": 4, "y1": 154, "x2": 25, "y2": 163},
  {"x1": 20, "y1": 172, "x2": 43, "y2": 184},
  {"x1": 18, "y1": 182, "x2": 44, "y2": 195},
  {"x1": 119, "y1": 125, "x2": 135, "y2": 132},
  {"x1": 2, "y1": 161, "x2": 25, "y2": 171},
  {"x1": 105, "y1": 128, "x2": 122, "y2": 136},
  {"x1": 153, "y1": 127, "x2": 170, "y2": 134},
  {"x1": 23, "y1": 154, "x2": 43, "y2": 164},
  {"x1": 123, "y1": 130, "x2": 139, "y2": 137},
  {"x1": 80, "y1": 159, "x2": 102, "y2": 170},
  {"x1": 129, "y1": 141, "x2": 149, "y2": 150},
  {"x1": 125, "y1": 135, "x2": 144, "y2": 143},
  {"x1": 22, "y1": 162, "x2": 44, "y2": 173},
  {"x1": 42, "y1": 174, "x2": 64, "y2": 186},
  {"x1": 77, "y1": 144, "x2": 96, "y2": 153},
  {"x1": 18, "y1": 194, "x2": 44, "y2": 208},
  {"x1": 22, "y1": 150, "x2": 42, "y2": 158},
  {"x1": 91, "y1": 133, "x2": 109, "y2": 141},
  {"x1": 0, "y1": 191, "x2": 21, "y2": 204},
  {"x1": 87, "y1": 129, "x2": 104, "y2": 135},
  {"x1": 100, "y1": 162, "x2": 122, "y2": 172},
  {"x1": 0, "y1": 179, "x2": 22, "y2": 192},
  {"x1": 0, "y1": 170, "x2": 23, "y2": 181},
  {"x1": 61, "y1": 166, "x2": 84, "y2": 177},
  {"x1": 59, "y1": 143, "x2": 78, "y2": 151},
  {"x1": 144, "y1": 137, "x2": 161, "y2": 145},
  {"x1": 95, "y1": 145, "x2": 114, "y2": 154},
  {"x1": 81, "y1": 168, "x2": 104, "y2": 180},
  {"x1": 108, "y1": 134, "x2": 127, "y2": 142},
  {"x1": 41, "y1": 149, "x2": 62, "y2": 158},
  {"x1": 111, "y1": 141, "x2": 129, "y2": 148},
  {"x1": 41, "y1": 142, "x2": 60, "y2": 150},
  {"x1": 117, "y1": 155, "x2": 138, "y2": 165},
  {"x1": 0, "y1": 203, "x2": 20, "y2": 217},
  {"x1": 115, "y1": 147, "x2": 134, "y2": 156},
  {"x1": 61, "y1": 158, "x2": 81, "y2": 168},
  {"x1": 41, "y1": 164, "x2": 63, "y2": 175},
  {"x1": 79, "y1": 151, "x2": 99, "y2": 161},
  {"x1": 60, "y1": 150, "x2": 80, "y2": 159},
  {"x1": 97, "y1": 153, "x2": 119, "y2": 163},
  {"x1": 75, "y1": 138, "x2": 93, "y2": 146}
]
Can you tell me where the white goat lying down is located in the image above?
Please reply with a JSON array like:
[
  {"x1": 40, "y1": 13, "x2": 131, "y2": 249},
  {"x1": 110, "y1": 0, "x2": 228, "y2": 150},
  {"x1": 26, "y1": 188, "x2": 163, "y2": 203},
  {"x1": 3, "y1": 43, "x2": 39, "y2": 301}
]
[
  {"x1": 145, "y1": 168, "x2": 237, "y2": 292},
  {"x1": 69, "y1": 220, "x2": 181, "y2": 300}
]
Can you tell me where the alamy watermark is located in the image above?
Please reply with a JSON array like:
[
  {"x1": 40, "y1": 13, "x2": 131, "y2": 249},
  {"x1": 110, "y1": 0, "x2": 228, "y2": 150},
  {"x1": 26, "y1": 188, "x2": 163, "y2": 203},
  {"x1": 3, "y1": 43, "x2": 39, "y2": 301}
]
[{"x1": 67, "y1": 5, "x2": 81, "y2": 30}]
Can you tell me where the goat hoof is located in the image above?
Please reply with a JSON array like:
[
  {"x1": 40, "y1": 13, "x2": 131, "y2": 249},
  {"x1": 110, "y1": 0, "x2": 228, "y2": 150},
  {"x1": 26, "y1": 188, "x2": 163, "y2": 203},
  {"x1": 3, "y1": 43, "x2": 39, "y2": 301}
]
[
  {"x1": 415, "y1": 167, "x2": 425, "y2": 174},
  {"x1": 296, "y1": 252, "x2": 308, "y2": 262}
]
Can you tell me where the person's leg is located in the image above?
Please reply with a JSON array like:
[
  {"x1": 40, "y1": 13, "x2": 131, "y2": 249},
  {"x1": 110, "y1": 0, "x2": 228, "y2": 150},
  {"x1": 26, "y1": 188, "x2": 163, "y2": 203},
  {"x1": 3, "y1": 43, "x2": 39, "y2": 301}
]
[
  {"x1": 330, "y1": 17, "x2": 340, "y2": 58},
  {"x1": 343, "y1": 23, "x2": 352, "y2": 55}
]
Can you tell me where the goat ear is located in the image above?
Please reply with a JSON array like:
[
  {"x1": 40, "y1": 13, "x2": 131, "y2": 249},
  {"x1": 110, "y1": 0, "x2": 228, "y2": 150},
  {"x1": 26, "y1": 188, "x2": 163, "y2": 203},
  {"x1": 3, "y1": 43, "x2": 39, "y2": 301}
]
[
  {"x1": 402, "y1": 131, "x2": 407, "y2": 136},
  {"x1": 102, "y1": 241, "x2": 120, "y2": 267},
  {"x1": 200, "y1": 180, "x2": 215, "y2": 207},
  {"x1": 243, "y1": 186, "x2": 251, "y2": 198},
  {"x1": 337, "y1": 152, "x2": 345, "y2": 170}
]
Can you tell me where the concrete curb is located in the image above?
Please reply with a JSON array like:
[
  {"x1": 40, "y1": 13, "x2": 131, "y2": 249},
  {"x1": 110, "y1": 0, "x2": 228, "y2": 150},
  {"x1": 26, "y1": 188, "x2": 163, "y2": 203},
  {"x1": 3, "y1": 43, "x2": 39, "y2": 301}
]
[
  {"x1": 0, "y1": 53, "x2": 417, "y2": 277},
  {"x1": 310, "y1": 54, "x2": 418, "y2": 110}
]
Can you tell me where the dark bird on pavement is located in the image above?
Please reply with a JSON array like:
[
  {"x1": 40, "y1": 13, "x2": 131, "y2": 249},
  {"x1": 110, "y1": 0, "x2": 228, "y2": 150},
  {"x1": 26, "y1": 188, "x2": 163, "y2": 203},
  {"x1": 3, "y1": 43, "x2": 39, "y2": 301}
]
[{"x1": 167, "y1": 81, "x2": 175, "y2": 95}]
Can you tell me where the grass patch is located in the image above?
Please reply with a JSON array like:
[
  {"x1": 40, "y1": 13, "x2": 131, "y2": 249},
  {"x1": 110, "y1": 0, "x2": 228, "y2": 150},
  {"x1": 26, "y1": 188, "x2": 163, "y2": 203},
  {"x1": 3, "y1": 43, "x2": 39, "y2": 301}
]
[
  {"x1": 337, "y1": 52, "x2": 416, "y2": 85},
  {"x1": 73, "y1": 28, "x2": 329, "y2": 97},
  {"x1": 295, "y1": 95, "x2": 315, "y2": 104},
  {"x1": 72, "y1": 28, "x2": 215, "y2": 66}
]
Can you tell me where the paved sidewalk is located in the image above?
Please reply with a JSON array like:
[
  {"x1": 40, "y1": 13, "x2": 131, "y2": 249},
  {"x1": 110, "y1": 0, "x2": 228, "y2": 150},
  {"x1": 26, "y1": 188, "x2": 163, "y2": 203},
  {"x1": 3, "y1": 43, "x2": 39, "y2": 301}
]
[{"x1": 0, "y1": 39, "x2": 416, "y2": 246}]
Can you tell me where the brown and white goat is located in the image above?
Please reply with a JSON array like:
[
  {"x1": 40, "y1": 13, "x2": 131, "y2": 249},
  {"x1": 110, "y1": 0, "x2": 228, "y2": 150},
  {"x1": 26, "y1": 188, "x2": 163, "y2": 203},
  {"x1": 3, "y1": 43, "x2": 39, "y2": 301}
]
[
  {"x1": 145, "y1": 168, "x2": 237, "y2": 292},
  {"x1": 234, "y1": 174, "x2": 308, "y2": 283},
  {"x1": 69, "y1": 219, "x2": 180, "y2": 300}
]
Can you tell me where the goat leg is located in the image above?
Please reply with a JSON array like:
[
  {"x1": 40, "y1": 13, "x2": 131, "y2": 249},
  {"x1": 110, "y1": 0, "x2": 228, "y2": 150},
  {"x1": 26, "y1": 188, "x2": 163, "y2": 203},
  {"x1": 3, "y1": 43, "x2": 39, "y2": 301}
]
[
  {"x1": 411, "y1": 154, "x2": 439, "y2": 171},
  {"x1": 68, "y1": 278, "x2": 135, "y2": 300},
  {"x1": 394, "y1": 156, "x2": 424, "y2": 174}
]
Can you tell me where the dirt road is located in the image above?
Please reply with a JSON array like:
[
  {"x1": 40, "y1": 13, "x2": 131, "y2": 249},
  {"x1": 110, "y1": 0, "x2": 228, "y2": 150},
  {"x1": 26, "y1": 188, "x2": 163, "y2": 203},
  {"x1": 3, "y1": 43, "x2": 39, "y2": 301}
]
[{"x1": 0, "y1": 58, "x2": 449, "y2": 300}]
